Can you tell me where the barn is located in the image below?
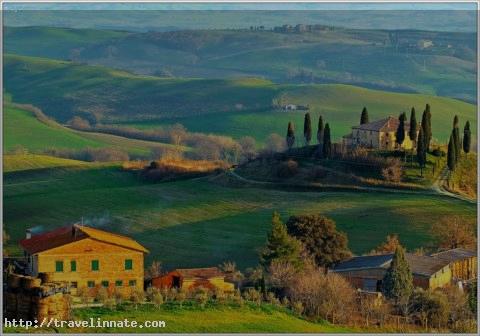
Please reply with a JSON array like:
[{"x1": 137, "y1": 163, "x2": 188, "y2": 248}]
[
  {"x1": 151, "y1": 267, "x2": 234, "y2": 292},
  {"x1": 430, "y1": 248, "x2": 477, "y2": 282}
]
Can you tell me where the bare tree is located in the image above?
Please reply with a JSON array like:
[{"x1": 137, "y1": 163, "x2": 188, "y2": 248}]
[{"x1": 431, "y1": 216, "x2": 476, "y2": 250}]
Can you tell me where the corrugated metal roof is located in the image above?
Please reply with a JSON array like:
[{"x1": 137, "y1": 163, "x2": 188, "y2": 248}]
[
  {"x1": 20, "y1": 224, "x2": 148, "y2": 254},
  {"x1": 430, "y1": 248, "x2": 476, "y2": 263},
  {"x1": 333, "y1": 253, "x2": 450, "y2": 277}
]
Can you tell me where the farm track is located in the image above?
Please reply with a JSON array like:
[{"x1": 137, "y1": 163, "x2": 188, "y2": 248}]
[
  {"x1": 431, "y1": 166, "x2": 477, "y2": 204},
  {"x1": 226, "y1": 167, "x2": 477, "y2": 204}
]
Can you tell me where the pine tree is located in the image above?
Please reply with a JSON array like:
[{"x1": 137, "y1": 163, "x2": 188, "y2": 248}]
[
  {"x1": 260, "y1": 212, "x2": 303, "y2": 269},
  {"x1": 317, "y1": 115, "x2": 324, "y2": 145},
  {"x1": 382, "y1": 246, "x2": 413, "y2": 307},
  {"x1": 463, "y1": 121, "x2": 471, "y2": 154},
  {"x1": 286, "y1": 122, "x2": 295, "y2": 150},
  {"x1": 322, "y1": 123, "x2": 332, "y2": 159},
  {"x1": 447, "y1": 132, "x2": 456, "y2": 171},
  {"x1": 408, "y1": 107, "x2": 417, "y2": 143},
  {"x1": 395, "y1": 112, "x2": 406, "y2": 148},
  {"x1": 452, "y1": 115, "x2": 460, "y2": 162},
  {"x1": 360, "y1": 107, "x2": 369, "y2": 125},
  {"x1": 416, "y1": 128, "x2": 426, "y2": 176},
  {"x1": 303, "y1": 113, "x2": 312, "y2": 146}
]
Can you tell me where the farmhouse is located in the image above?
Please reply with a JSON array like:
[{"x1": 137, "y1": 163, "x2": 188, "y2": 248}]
[
  {"x1": 342, "y1": 116, "x2": 417, "y2": 150},
  {"x1": 430, "y1": 248, "x2": 477, "y2": 282},
  {"x1": 151, "y1": 267, "x2": 234, "y2": 292},
  {"x1": 331, "y1": 253, "x2": 452, "y2": 292},
  {"x1": 19, "y1": 224, "x2": 148, "y2": 296}
]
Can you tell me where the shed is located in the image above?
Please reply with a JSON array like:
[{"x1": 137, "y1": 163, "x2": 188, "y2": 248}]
[
  {"x1": 431, "y1": 248, "x2": 477, "y2": 281},
  {"x1": 151, "y1": 267, "x2": 234, "y2": 292}
]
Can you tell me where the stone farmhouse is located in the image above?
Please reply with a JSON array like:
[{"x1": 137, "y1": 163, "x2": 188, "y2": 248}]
[
  {"x1": 342, "y1": 116, "x2": 418, "y2": 150},
  {"x1": 19, "y1": 224, "x2": 148, "y2": 296}
]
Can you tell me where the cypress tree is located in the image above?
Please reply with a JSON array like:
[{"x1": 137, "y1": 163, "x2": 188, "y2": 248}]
[
  {"x1": 395, "y1": 112, "x2": 406, "y2": 148},
  {"x1": 424, "y1": 104, "x2": 432, "y2": 151},
  {"x1": 452, "y1": 115, "x2": 460, "y2": 161},
  {"x1": 322, "y1": 123, "x2": 332, "y2": 159},
  {"x1": 260, "y1": 212, "x2": 303, "y2": 270},
  {"x1": 382, "y1": 246, "x2": 413, "y2": 307},
  {"x1": 463, "y1": 121, "x2": 471, "y2": 154},
  {"x1": 447, "y1": 132, "x2": 456, "y2": 171},
  {"x1": 303, "y1": 113, "x2": 312, "y2": 146},
  {"x1": 417, "y1": 128, "x2": 426, "y2": 176},
  {"x1": 317, "y1": 115, "x2": 324, "y2": 145},
  {"x1": 408, "y1": 107, "x2": 417, "y2": 143},
  {"x1": 360, "y1": 107, "x2": 369, "y2": 125},
  {"x1": 286, "y1": 122, "x2": 295, "y2": 150}
]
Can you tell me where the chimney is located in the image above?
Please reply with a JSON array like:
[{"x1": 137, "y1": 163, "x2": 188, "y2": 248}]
[{"x1": 26, "y1": 229, "x2": 32, "y2": 239}]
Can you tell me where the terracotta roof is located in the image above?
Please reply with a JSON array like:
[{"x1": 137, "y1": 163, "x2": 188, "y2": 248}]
[
  {"x1": 333, "y1": 253, "x2": 449, "y2": 277},
  {"x1": 352, "y1": 116, "x2": 410, "y2": 133},
  {"x1": 430, "y1": 248, "x2": 477, "y2": 263},
  {"x1": 20, "y1": 224, "x2": 148, "y2": 254},
  {"x1": 175, "y1": 267, "x2": 223, "y2": 279}
]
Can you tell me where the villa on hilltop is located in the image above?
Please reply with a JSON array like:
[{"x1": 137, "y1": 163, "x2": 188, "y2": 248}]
[{"x1": 342, "y1": 116, "x2": 417, "y2": 151}]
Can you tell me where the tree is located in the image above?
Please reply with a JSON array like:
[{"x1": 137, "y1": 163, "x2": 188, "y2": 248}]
[
  {"x1": 421, "y1": 104, "x2": 432, "y2": 151},
  {"x1": 360, "y1": 107, "x2": 369, "y2": 125},
  {"x1": 447, "y1": 132, "x2": 456, "y2": 171},
  {"x1": 286, "y1": 122, "x2": 295, "y2": 150},
  {"x1": 369, "y1": 234, "x2": 400, "y2": 255},
  {"x1": 395, "y1": 112, "x2": 406, "y2": 148},
  {"x1": 382, "y1": 246, "x2": 413, "y2": 313},
  {"x1": 431, "y1": 215, "x2": 476, "y2": 250},
  {"x1": 286, "y1": 214, "x2": 351, "y2": 269},
  {"x1": 322, "y1": 123, "x2": 332, "y2": 159},
  {"x1": 303, "y1": 113, "x2": 312, "y2": 146},
  {"x1": 408, "y1": 107, "x2": 417, "y2": 143},
  {"x1": 410, "y1": 288, "x2": 449, "y2": 330},
  {"x1": 264, "y1": 133, "x2": 286, "y2": 154},
  {"x1": 416, "y1": 128, "x2": 426, "y2": 176},
  {"x1": 452, "y1": 115, "x2": 461, "y2": 162},
  {"x1": 317, "y1": 115, "x2": 324, "y2": 145},
  {"x1": 463, "y1": 121, "x2": 471, "y2": 155},
  {"x1": 239, "y1": 136, "x2": 257, "y2": 162},
  {"x1": 260, "y1": 212, "x2": 304, "y2": 270},
  {"x1": 145, "y1": 260, "x2": 162, "y2": 280}
]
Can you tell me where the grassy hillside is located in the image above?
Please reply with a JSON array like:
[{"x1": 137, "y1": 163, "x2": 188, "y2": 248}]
[
  {"x1": 4, "y1": 54, "x2": 476, "y2": 144},
  {"x1": 3, "y1": 154, "x2": 89, "y2": 173},
  {"x1": 4, "y1": 26, "x2": 476, "y2": 102},
  {"x1": 4, "y1": 303, "x2": 353, "y2": 333},
  {"x1": 121, "y1": 84, "x2": 476, "y2": 144},
  {"x1": 4, "y1": 163, "x2": 475, "y2": 269},
  {"x1": 3, "y1": 103, "x2": 182, "y2": 157}
]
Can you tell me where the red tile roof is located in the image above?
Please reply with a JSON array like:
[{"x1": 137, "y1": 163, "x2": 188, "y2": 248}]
[
  {"x1": 20, "y1": 224, "x2": 148, "y2": 254},
  {"x1": 352, "y1": 116, "x2": 410, "y2": 133},
  {"x1": 175, "y1": 267, "x2": 223, "y2": 279}
]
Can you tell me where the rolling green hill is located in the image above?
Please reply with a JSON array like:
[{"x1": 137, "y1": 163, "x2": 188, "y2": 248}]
[
  {"x1": 4, "y1": 54, "x2": 476, "y2": 144},
  {"x1": 4, "y1": 163, "x2": 475, "y2": 269},
  {"x1": 4, "y1": 26, "x2": 476, "y2": 102},
  {"x1": 3, "y1": 103, "x2": 183, "y2": 157}
]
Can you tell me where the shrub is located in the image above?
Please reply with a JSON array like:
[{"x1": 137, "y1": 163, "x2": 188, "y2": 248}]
[
  {"x1": 430, "y1": 148, "x2": 446, "y2": 157},
  {"x1": 130, "y1": 290, "x2": 145, "y2": 309},
  {"x1": 153, "y1": 292, "x2": 164, "y2": 309},
  {"x1": 195, "y1": 291, "x2": 209, "y2": 308},
  {"x1": 175, "y1": 290, "x2": 187, "y2": 307},
  {"x1": 275, "y1": 159, "x2": 299, "y2": 178},
  {"x1": 146, "y1": 286, "x2": 160, "y2": 302},
  {"x1": 95, "y1": 287, "x2": 109, "y2": 304},
  {"x1": 292, "y1": 301, "x2": 304, "y2": 316},
  {"x1": 381, "y1": 159, "x2": 402, "y2": 183},
  {"x1": 243, "y1": 288, "x2": 262, "y2": 305},
  {"x1": 105, "y1": 298, "x2": 117, "y2": 310},
  {"x1": 68, "y1": 116, "x2": 91, "y2": 130},
  {"x1": 410, "y1": 288, "x2": 449, "y2": 329}
]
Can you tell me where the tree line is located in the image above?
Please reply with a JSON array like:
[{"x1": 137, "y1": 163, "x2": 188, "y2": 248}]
[{"x1": 286, "y1": 113, "x2": 332, "y2": 158}]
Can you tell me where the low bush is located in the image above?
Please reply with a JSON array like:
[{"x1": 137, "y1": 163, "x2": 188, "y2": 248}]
[{"x1": 275, "y1": 159, "x2": 299, "y2": 178}]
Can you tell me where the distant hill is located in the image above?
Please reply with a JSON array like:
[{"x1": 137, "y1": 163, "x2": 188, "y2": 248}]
[
  {"x1": 4, "y1": 54, "x2": 476, "y2": 144},
  {"x1": 4, "y1": 26, "x2": 477, "y2": 102}
]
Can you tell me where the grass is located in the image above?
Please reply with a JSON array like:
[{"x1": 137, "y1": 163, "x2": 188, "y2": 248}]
[
  {"x1": 3, "y1": 302, "x2": 354, "y2": 333},
  {"x1": 3, "y1": 154, "x2": 90, "y2": 173},
  {"x1": 5, "y1": 54, "x2": 476, "y2": 145},
  {"x1": 3, "y1": 103, "x2": 184, "y2": 157},
  {"x1": 116, "y1": 84, "x2": 476, "y2": 145},
  {"x1": 3, "y1": 162, "x2": 476, "y2": 270}
]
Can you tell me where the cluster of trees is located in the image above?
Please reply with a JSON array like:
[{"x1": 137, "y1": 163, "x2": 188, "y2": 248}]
[
  {"x1": 447, "y1": 116, "x2": 471, "y2": 172},
  {"x1": 286, "y1": 113, "x2": 332, "y2": 158}
]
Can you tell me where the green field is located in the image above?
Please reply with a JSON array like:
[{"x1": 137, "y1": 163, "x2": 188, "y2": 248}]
[
  {"x1": 4, "y1": 303, "x2": 354, "y2": 333},
  {"x1": 4, "y1": 54, "x2": 476, "y2": 144},
  {"x1": 4, "y1": 162, "x2": 475, "y2": 270},
  {"x1": 3, "y1": 154, "x2": 90, "y2": 173},
  {"x1": 117, "y1": 84, "x2": 476, "y2": 144},
  {"x1": 3, "y1": 103, "x2": 183, "y2": 157}
]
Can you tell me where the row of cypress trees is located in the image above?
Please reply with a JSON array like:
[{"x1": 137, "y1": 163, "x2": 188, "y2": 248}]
[
  {"x1": 286, "y1": 113, "x2": 332, "y2": 158},
  {"x1": 447, "y1": 116, "x2": 471, "y2": 171}
]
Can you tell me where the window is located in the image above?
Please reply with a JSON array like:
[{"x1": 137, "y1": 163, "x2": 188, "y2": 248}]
[
  {"x1": 115, "y1": 280, "x2": 123, "y2": 287},
  {"x1": 101, "y1": 281, "x2": 109, "y2": 288},
  {"x1": 125, "y1": 259, "x2": 133, "y2": 270},
  {"x1": 128, "y1": 280, "x2": 137, "y2": 287},
  {"x1": 91, "y1": 260, "x2": 99, "y2": 271},
  {"x1": 71, "y1": 260, "x2": 77, "y2": 272},
  {"x1": 87, "y1": 281, "x2": 95, "y2": 288},
  {"x1": 71, "y1": 282, "x2": 78, "y2": 289},
  {"x1": 55, "y1": 261, "x2": 64, "y2": 272}
]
